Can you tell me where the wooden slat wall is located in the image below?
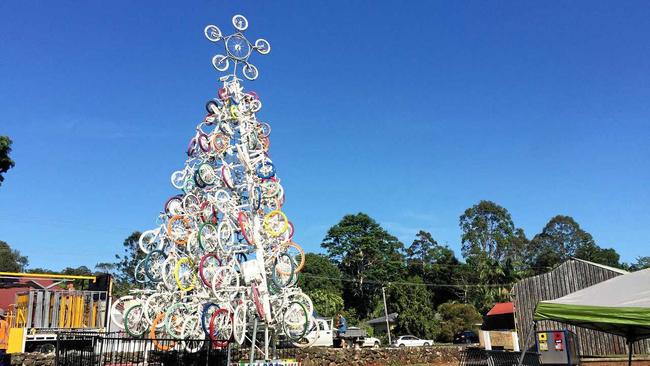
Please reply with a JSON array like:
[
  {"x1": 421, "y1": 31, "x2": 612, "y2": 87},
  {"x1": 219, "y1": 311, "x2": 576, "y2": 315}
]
[{"x1": 512, "y1": 260, "x2": 650, "y2": 356}]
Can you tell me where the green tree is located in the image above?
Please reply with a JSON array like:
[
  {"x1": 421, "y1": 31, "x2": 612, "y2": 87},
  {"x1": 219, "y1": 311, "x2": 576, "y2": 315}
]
[
  {"x1": 310, "y1": 289, "x2": 344, "y2": 317},
  {"x1": 406, "y1": 230, "x2": 460, "y2": 306},
  {"x1": 459, "y1": 200, "x2": 526, "y2": 263},
  {"x1": 0, "y1": 136, "x2": 15, "y2": 186},
  {"x1": 114, "y1": 231, "x2": 144, "y2": 296},
  {"x1": 60, "y1": 266, "x2": 93, "y2": 289},
  {"x1": 321, "y1": 213, "x2": 404, "y2": 319},
  {"x1": 436, "y1": 302, "x2": 482, "y2": 342},
  {"x1": 0, "y1": 240, "x2": 28, "y2": 272},
  {"x1": 528, "y1": 215, "x2": 596, "y2": 273},
  {"x1": 95, "y1": 262, "x2": 117, "y2": 274},
  {"x1": 574, "y1": 242, "x2": 621, "y2": 268},
  {"x1": 630, "y1": 256, "x2": 650, "y2": 271},
  {"x1": 297, "y1": 253, "x2": 343, "y2": 295},
  {"x1": 386, "y1": 276, "x2": 439, "y2": 340},
  {"x1": 458, "y1": 201, "x2": 526, "y2": 311}
]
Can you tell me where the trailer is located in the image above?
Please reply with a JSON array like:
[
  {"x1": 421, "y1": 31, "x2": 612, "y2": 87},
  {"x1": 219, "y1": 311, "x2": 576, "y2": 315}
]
[{"x1": 0, "y1": 272, "x2": 112, "y2": 353}]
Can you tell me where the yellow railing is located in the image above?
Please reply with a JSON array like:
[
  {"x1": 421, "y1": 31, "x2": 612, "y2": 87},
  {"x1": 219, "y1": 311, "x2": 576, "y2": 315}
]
[{"x1": 0, "y1": 271, "x2": 97, "y2": 283}]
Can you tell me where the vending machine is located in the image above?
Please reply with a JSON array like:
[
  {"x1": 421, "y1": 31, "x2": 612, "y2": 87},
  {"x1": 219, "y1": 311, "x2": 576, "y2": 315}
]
[{"x1": 536, "y1": 330, "x2": 580, "y2": 366}]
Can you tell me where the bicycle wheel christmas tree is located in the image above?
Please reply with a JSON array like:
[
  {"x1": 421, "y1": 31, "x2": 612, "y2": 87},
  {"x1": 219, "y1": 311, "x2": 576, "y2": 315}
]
[{"x1": 111, "y1": 15, "x2": 318, "y2": 353}]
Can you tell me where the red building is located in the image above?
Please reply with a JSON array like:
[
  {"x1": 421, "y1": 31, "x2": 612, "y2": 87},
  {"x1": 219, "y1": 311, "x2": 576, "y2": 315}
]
[{"x1": 0, "y1": 278, "x2": 60, "y2": 311}]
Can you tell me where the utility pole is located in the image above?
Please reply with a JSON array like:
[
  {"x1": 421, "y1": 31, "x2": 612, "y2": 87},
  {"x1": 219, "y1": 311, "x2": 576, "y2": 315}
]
[{"x1": 382, "y1": 285, "x2": 392, "y2": 345}]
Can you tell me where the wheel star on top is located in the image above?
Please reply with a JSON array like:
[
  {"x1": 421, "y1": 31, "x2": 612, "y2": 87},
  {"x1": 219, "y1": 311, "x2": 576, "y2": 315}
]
[{"x1": 204, "y1": 15, "x2": 271, "y2": 81}]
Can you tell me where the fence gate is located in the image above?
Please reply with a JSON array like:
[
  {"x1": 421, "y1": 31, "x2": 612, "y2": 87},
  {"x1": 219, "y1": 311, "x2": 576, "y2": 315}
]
[
  {"x1": 460, "y1": 348, "x2": 541, "y2": 366},
  {"x1": 56, "y1": 334, "x2": 229, "y2": 366}
]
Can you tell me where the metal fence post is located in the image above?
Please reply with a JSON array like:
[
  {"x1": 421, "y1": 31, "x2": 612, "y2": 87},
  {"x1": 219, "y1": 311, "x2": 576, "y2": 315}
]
[{"x1": 250, "y1": 318, "x2": 258, "y2": 365}]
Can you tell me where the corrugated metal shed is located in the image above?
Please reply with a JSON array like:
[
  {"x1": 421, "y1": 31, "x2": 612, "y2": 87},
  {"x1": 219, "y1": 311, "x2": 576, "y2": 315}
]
[{"x1": 511, "y1": 258, "x2": 650, "y2": 356}]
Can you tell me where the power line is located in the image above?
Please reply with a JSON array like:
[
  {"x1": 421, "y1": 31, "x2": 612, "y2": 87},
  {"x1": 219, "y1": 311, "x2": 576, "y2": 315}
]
[{"x1": 298, "y1": 273, "x2": 513, "y2": 289}]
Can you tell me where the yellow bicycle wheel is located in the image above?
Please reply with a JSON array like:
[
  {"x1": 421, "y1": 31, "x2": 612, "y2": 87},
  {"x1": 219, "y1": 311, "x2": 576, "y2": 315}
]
[
  {"x1": 229, "y1": 105, "x2": 239, "y2": 118},
  {"x1": 174, "y1": 257, "x2": 197, "y2": 292},
  {"x1": 263, "y1": 210, "x2": 288, "y2": 237}
]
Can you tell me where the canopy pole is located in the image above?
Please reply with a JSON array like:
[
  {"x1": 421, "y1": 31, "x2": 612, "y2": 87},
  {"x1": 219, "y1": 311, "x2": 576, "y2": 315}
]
[
  {"x1": 627, "y1": 339, "x2": 633, "y2": 366},
  {"x1": 517, "y1": 321, "x2": 536, "y2": 366}
]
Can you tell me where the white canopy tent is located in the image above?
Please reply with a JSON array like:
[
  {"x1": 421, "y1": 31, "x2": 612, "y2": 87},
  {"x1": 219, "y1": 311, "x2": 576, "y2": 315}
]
[{"x1": 533, "y1": 268, "x2": 650, "y2": 366}]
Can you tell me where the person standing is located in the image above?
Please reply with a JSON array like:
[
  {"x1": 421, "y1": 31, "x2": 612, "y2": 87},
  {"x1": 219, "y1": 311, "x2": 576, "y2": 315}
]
[{"x1": 0, "y1": 309, "x2": 9, "y2": 366}]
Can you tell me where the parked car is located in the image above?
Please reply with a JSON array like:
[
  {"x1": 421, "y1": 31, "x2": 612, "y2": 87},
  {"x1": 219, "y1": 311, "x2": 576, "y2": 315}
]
[
  {"x1": 453, "y1": 330, "x2": 479, "y2": 344},
  {"x1": 391, "y1": 335, "x2": 433, "y2": 347},
  {"x1": 361, "y1": 335, "x2": 381, "y2": 348}
]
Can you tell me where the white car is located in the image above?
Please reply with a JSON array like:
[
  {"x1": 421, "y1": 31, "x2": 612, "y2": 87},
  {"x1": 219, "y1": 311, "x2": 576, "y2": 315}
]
[
  {"x1": 392, "y1": 335, "x2": 433, "y2": 347},
  {"x1": 362, "y1": 336, "x2": 381, "y2": 348}
]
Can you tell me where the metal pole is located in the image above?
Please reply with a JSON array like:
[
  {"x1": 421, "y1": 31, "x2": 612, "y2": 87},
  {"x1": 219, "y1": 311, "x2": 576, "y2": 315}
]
[
  {"x1": 264, "y1": 324, "x2": 269, "y2": 360},
  {"x1": 382, "y1": 286, "x2": 391, "y2": 345},
  {"x1": 517, "y1": 325, "x2": 536, "y2": 366},
  {"x1": 250, "y1": 318, "x2": 258, "y2": 365},
  {"x1": 628, "y1": 339, "x2": 634, "y2": 366}
]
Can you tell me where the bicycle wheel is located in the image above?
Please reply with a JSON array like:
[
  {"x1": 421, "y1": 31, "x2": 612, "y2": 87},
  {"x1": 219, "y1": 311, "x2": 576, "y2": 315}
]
[
  {"x1": 292, "y1": 316, "x2": 319, "y2": 348},
  {"x1": 181, "y1": 315, "x2": 204, "y2": 352},
  {"x1": 252, "y1": 283, "x2": 265, "y2": 320},
  {"x1": 286, "y1": 242, "x2": 305, "y2": 273},
  {"x1": 212, "y1": 54, "x2": 229, "y2": 72},
  {"x1": 288, "y1": 291, "x2": 314, "y2": 316},
  {"x1": 144, "y1": 249, "x2": 167, "y2": 283},
  {"x1": 135, "y1": 259, "x2": 148, "y2": 284},
  {"x1": 171, "y1": 170, "x2": 187, "y2": 189},
  {"x1": 182, "y1": 194, "x2": 201, "y2": 215},
  {"x1": 198, "y1": 253, "x2": 221, "y2": 287},
  {"x1": 211, "y1": 265, "x2": 240, "y2": 301},
  {"x1": 150, "y1": 313, "x2": 176, "y2": 351},
  {"x1": 198, "y1": 223, "x2": 219, "y2": 252},
  {"x1": 164, "y1": 195, "x2": 184, "y2": 216},
  {"x1": 174, "y1": 257, "x2": 197, "y2": 292},
  {"x1": 254, "y1": 38, "x2": 271, "y2": 54},
  {"x1": 256, "y1": 160, "x2": 275, "y2": 179},
  {"x1": 282, "y1": 301, "x2": 309, "y2": 341},
  {"x1": 167, "y1": 215, "x2": 190, "y2": 245},
  {"x1": 139, "y1": 228, "x2": 160, "y2": 254},
  {"x1": 201, "y1": 302, "x2": 219, "y2": 337},
  {"x1": 237, "y1": 211, "x2": 255, "y2": 245},
  {"x1": 110, "y1": 295, "x2": 135, "y2": 329},
  {"x1": 217, "y1": 220, "x2": 234, "y2": 253},
  {"x1": 242, "y1": 63, "x2": 258, "y2": 81},
  {"x1": 209, "y1": 308, "x2": 232, "y2": 348},
  {"x1": 263, "y1": 210, "x2": 288, "y2": 237},
  {"x1": 124, "y1": 303, "x2": 147, "y2": 337},
  {"x1": 199, "y1": 201, "x2": 218, "y2": 225},
  {"x1": 144, "y1": 293, "x2": 170, "y2": 328},
  {"x1": 162, "y1": 257, "x2": 178, "y2": 290},
  {"x1": 232, "y1": 14, "x2": 248, "y2": 31},
  {"x1": 211, "y1": 133, "x2": 230, "y2": 154},
  {"x1": 197, "y1": 133, "x2": 211, "y2": 153},
  {"x1": 221, "y1": 166, "x2": 234, "y2": 189},
  {"x1": 232, "y1": 303, "x2": 247, "y2": 345},
  {"x1": 204, "y1": 25, "x2": 222, "y2": 42},
  {"x1": 272, "y1": 253, "x2": 295, "y2": 288},
  {"x1": 165, "y1": 303, "x2": 189, "y2": 339}
]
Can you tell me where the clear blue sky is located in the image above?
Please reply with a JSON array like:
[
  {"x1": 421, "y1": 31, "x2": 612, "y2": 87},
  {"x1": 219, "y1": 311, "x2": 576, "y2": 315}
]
[{"x1": 1, "y1": 1, "x2": 648, "y2": 270}]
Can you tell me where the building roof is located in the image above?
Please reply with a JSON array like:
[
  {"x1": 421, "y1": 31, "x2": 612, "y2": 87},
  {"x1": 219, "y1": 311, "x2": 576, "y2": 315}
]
[
  {"x1": 487, "y1": 302, "x2": 514, "y2": 316},
  {"x1": 367, "y1": 313, "x2": 398, "y2": 325}
]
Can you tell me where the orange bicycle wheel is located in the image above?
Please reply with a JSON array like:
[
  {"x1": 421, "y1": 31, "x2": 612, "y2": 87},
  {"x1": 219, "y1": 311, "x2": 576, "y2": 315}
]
[
  {"x1": 167, "y1": 215, "x2": 190, "y2": 245},
  {"x1": 150, "y1": 312, "x2": 176, "y2": 351}
]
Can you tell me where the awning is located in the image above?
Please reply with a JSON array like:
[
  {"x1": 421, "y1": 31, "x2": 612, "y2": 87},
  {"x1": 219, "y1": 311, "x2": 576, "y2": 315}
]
[{"x1": 534, "y1": 268, "x2": 650, "y2": 342}]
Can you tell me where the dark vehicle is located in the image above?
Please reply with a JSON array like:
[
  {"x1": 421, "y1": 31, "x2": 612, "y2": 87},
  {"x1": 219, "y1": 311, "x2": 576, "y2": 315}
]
[{"x1": 453, "y1": 330, "x2": 479, "y2": 344}]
